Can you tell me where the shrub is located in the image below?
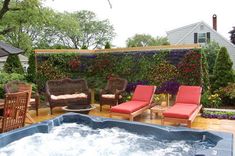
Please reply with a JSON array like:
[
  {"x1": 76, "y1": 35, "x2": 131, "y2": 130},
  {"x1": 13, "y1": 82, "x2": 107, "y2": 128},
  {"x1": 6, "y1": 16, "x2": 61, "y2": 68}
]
[
  {"x1": 26, "y1": 53, "x2": 36, "y2": 83},
  {"x1": 0, "y1": 71, "x2": 25, "y2": 98},
  {"x1": 104, "y1": 42, "x2": 111, "y2": 49},
  {"x1": 201, "y1": 49, "x2": 210, "y2": 91},
  {"x1": 3, "y1": 54, "x2": 24, "y2": 74},
  {"x1": 218, "y1": 83, "x2": 235, "y2": 105},
  {"x1": 202, "y1": 41, "x2": 220, "y2": 74},
  {"x1": 201, "y1": 91, "x2": 222, "y2": 108},
  {"x1": 212, "y1": 47, "x2": 235, "y2": 91}
]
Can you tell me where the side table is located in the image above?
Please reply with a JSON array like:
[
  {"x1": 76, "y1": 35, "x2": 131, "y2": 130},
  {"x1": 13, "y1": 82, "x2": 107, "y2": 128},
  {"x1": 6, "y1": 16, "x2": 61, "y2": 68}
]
[{"x1": 150, "y1": 105, "x2": 169, "y2": 119}]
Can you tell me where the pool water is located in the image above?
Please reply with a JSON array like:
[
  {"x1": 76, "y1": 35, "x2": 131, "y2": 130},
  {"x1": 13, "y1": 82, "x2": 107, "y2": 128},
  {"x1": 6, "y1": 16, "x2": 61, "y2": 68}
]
[{"x1": 0, "y1": 123, "x2": 215, "y2": 156}]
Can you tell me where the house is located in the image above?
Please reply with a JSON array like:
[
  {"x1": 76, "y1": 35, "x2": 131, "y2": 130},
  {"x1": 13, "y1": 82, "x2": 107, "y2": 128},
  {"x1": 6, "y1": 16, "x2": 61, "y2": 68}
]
[
  {"x1": 0, "y1": 54, "x2": 29, "y2": 72},
  {"x1": 167, "y1": 15, "x2": 235, "y2": 69}
]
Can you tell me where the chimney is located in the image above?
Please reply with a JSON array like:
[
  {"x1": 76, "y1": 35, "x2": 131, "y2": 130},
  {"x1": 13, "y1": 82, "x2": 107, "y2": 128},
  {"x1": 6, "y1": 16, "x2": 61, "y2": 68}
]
[{"x1": 213, "y1": 14, "x2": 217, "y2": 31}]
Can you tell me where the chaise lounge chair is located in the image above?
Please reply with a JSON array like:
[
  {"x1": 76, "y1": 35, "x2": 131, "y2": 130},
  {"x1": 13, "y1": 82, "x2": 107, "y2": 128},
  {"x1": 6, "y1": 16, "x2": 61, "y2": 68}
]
[
  {"x1": 162, "y1": 85, "x2": 202, "y2": 128},
  {"x1": 110, "y1": 85, "x2": 156, "y2": 121}
]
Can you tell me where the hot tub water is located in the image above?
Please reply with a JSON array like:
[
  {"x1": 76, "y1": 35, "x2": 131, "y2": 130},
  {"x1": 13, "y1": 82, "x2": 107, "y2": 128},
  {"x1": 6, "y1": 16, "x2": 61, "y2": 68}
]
[{"x1": 0, "y1": 123, "x2": 215, "y2": 156}]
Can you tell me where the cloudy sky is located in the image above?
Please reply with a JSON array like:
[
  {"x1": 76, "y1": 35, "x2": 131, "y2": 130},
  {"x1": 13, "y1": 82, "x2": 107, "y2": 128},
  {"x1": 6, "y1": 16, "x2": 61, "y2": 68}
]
[{"x1": 44, "y1": 0, "x2": 235, "y2": 47}]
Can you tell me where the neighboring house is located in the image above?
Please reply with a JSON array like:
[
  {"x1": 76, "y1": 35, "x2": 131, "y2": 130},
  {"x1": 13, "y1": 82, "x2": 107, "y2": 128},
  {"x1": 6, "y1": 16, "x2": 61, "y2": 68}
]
[
  {"x1": 0, "y1": 54, "x2": 29, "y2": 72},
  {"x1": 167, "y1": 15, "x2": 235, "y2": 69}
]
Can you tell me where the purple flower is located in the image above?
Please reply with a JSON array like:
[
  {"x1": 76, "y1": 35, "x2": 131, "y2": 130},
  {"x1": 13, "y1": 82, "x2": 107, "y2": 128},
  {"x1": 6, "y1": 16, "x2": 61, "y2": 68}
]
[{"x1": 156, "y1": 81, "x2": 180, "y2": 95}]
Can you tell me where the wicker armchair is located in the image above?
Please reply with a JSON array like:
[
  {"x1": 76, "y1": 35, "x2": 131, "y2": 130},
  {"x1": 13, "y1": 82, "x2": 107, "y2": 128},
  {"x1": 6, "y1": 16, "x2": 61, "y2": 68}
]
[
  {"x1": 0, "y1": 91, "x2": 29, "y2": 133},
  {"x1": 5, "y1": 81, "x2": 40, "y2": 116},
  {"x1": 46, "y1": 78, "x2": 91, "y2": 114},
  {"x1": 99, "y1": 78, "x2": 127, "y2": 111}
]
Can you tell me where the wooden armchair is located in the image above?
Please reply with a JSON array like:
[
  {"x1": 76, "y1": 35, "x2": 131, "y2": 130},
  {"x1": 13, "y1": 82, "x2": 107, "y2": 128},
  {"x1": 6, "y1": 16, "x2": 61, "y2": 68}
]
[
  {"x1": 0, "y1": 91, "x2": 29, "y2": 133},
  {"x1": 99, "y1": 78, "x2": 127, "y2": 111},
  {"x1": 5, "y1": 81, "x2": 40, "y2": 116}
]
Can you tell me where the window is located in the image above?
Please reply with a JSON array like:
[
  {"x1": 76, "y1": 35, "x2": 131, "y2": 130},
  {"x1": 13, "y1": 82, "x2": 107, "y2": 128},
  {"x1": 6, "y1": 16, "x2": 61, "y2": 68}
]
[
  {"x1": 194, "y1": 32, "x2": 210, "y2": 44},
  {"x1": 198, "y1": 33, "x2": 206, "y2": 43}
]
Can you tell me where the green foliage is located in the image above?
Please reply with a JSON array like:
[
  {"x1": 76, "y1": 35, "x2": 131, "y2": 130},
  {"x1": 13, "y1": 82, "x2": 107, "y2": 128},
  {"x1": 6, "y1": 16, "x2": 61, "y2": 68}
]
[
  {"x1": 149, "y1": 62, "x2": 178, "y2": 86},
  {"x1": 36, "y1": 49, "x2": 203, "y2": 93},
  {"x1": 212, "y1": 47, "x2": 235, "y2": 91},
  {"x1": 202, "y1": 41, "x2": 220, "y2": 74},
  {"x1": 126, "y1": 34, "x2": 169, "y2": 47},
  {"x1": 218, "y1": 83, "x2": 235, "y2": 99},
  {"x1": 0, "y1": 71, "x2": 25, "y2": 98},
  {"x1": 218, "y1": 83, "x2": 235, "y2": 105},
  {"x1": 3, "y1": 55, "x2": 24, "y2": 74},
  {"x1": 104, "y1": 42, "x2": 111, "y2": 49},
  {"x1": 71, "y1": 10, "x2": 115, "y2": 49},
  {"x1": 26, "y1": 53, "x2": 36, "y2": 82},
  {"x1": 81, "y1": 45, "x2": 88, "y2": 49},
  {"x1": 201, "y1": 91, "x2": 222, "y2": 108},
  {"x1": 201, "y1": 49, "x2": 210, "y2": 91},
  {"x1": 0, "y1": 2, "x2": 115, "y2": 52}
]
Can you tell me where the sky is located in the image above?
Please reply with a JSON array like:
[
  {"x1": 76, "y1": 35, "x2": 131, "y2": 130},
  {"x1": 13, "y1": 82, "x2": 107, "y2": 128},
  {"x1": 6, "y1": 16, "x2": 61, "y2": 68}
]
[{"x1": 44, "y1": 0, "x2": 235, "y2": 47}]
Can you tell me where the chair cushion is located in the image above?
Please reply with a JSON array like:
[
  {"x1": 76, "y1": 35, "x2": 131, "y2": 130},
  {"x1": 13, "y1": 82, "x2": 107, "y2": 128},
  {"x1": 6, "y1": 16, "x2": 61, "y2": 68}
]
[
  {"x1": 51, "y1": 93, "x2": 87, "y2": 100},
  {"x1": 175, "y1": 86, "x2": 202, "y2": 104},
  {"x1": 111, "y1": 101, "x2": 148, "y2": 114},
  {"x1": 163, "y1": 103, "x2": 199, "y2": 119},
  {"x1": 101, "y1": 94, "x2": 122, "y2": 99},
  {"x1": 132, "y1": 85, "x2": 155, "y2": 102},
  {"x1": 30, "y1": 98, "x2": 35, "y2": 103}
]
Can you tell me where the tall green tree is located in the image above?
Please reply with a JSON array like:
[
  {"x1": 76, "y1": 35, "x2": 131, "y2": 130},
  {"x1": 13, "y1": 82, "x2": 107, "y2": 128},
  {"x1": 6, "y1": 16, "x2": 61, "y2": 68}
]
[
  {"x1": 202, "y1": 41, "x2": 220, "y2": 74},
  {"x1": 126, "y1": 34, "x2": 169, "y2": 47},
  {"x1": 3, "y1": 54, "x2": 24, "y2": 74},
  {"x1": 71, "y1": 10, "x2": 115, "y2": 49},
  {"x1": 212, "y1": 47, "x2": 235, "y2": 91}
]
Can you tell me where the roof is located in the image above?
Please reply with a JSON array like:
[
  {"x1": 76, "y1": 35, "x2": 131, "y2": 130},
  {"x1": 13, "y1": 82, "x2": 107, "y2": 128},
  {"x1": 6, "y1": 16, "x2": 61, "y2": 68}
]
[
  {"x1": 166, "y1": 21, "x2": 235, "y2": 48},
  {"x1": 0, "y1": 41, "x2": 23, "y2": 57}
]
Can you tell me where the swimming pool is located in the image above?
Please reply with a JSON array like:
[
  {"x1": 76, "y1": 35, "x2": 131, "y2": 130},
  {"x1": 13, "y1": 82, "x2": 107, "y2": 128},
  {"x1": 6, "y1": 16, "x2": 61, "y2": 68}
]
[{"x1": 0, "y1": 113, "x2": 233, "y2": 156}]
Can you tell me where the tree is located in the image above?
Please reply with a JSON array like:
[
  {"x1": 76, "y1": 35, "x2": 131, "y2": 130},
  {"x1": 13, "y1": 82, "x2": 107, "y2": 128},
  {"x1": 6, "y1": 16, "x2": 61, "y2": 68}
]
[
  {"x1": 58, "y1": 10, "x2": 115, "y2": 49},
  {"x1": 0, "y1": 0, "x2": 48, "y2": 54},
  {"x1": 104, "y1": 41, "x2": 111, "y2": 49},
  {"x1": 229, "y1": 27, "x2": 235, "y2": 45},
  {"x1": 0, "y1": 0, "x2": 40, "y2": 35},
  {"x1": 126, "y1": 34, "x2": 169, "y2": 47},
  {"x1": 3, "y1": 54, "x2": 24, "y2": 74},
  {"x1": 26, "y1": 53, "x2": 36, "y2": 82},
  {"x1": 201, "y1": 49, "x2": 210, "y2": 91},
  {"x1": 212, "y1": 47, "x2": 235, "y2": 91},
  {"x1": 202, "y1": 41, "x2": 220, "y2": 74}
]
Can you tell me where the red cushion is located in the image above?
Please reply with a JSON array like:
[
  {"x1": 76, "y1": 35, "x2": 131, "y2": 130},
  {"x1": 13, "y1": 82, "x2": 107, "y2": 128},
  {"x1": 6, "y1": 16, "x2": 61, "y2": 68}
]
[
  {"x1": 163, "y1": 103, "x2": 198, "y2": 119},
  {"x1": 132, "y1": 85, "x2": 155, "y2": 102},
  {"x1": 175, "y1": 85, "x2": 202, "y2": 104},
  {"x1": 111, "y1": 101, "x2": 148, "y2": 114}
]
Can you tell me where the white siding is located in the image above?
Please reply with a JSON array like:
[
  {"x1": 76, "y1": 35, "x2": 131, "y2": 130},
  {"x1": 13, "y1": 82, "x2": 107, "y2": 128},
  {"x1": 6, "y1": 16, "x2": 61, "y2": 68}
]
[
  {"x1": 167, "y1": 23, "x2": 198, "y2": 44},
  {"x1": 167, "y1": 22, "x2": 235, "y2": 69}
]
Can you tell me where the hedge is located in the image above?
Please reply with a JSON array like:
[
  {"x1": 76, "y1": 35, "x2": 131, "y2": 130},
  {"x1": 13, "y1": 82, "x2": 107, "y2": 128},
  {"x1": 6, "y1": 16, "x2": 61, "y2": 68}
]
[{"x1": 35, "y1": 48, "x2": 207, "y2": 95}]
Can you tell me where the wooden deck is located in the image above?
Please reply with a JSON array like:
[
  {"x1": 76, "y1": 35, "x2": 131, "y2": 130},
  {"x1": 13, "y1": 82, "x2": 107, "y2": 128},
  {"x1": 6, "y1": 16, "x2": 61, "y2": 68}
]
[{"x1": 27, "y1": 104, "x2": 235, "y2": 136}]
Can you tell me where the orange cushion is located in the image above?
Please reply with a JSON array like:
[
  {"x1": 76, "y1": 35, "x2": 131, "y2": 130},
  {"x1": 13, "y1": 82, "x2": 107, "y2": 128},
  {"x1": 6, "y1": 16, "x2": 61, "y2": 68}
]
[
  {"x1": 111, "y1": 101, "x2": 148, "y2": 114},
  {"x1": 132, "y1": 85, "x2": 155, "y2": 102},
  {"x1": 175, "y1": 86, "x2": 202, "y2": 104},
  {"x1": 163, "y1": 103, "x2": 198, "y2": 119}
]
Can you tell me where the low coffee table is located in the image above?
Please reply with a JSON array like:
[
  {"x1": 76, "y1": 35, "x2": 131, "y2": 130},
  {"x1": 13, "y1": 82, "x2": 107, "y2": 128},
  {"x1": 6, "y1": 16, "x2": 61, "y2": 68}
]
[{"x1": 150, "y1": 105, "x2": 169, "y2": 119}]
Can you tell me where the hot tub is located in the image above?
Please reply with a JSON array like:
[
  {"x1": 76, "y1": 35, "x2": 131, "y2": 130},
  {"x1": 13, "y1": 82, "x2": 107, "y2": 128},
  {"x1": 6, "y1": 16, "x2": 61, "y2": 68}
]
[{"x1": 0, "y1": 113, "x2": 233, "y2": 156}]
